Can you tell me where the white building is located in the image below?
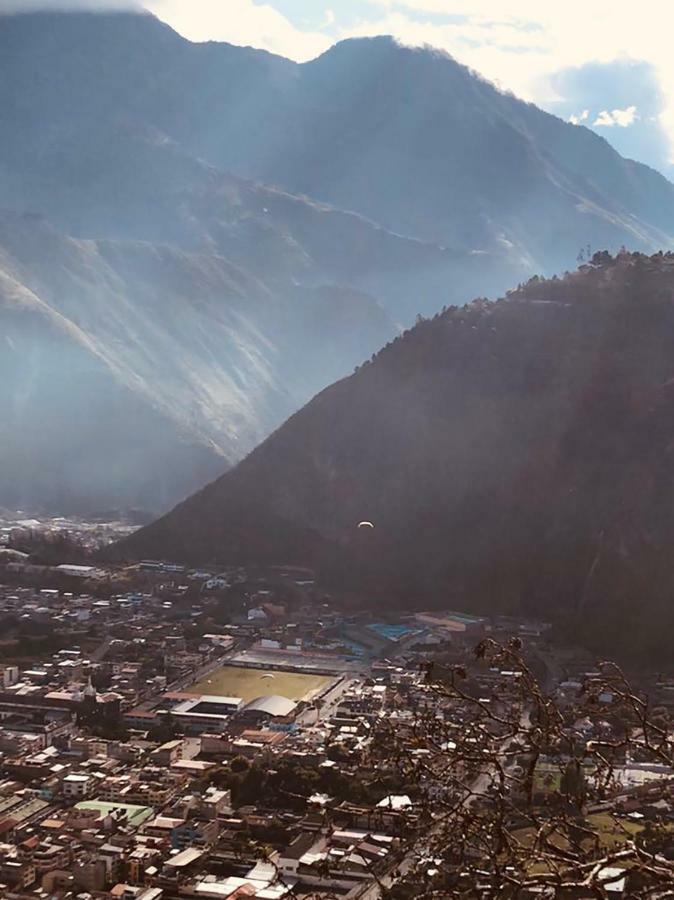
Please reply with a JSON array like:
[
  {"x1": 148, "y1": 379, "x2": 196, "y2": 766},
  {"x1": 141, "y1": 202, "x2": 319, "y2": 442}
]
[
  {"x1": 62, "y1": 773, "x2": 93, "y2": 800},
  {"x1": 0, "y1": 666, "x2": 19, "y2": 689}
]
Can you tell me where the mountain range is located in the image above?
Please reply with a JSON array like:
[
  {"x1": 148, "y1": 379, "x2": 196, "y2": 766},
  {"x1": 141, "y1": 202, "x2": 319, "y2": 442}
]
[
  {"x1": 4, "y1": 12, "x2": 673, "y2": 269},
  {"x1": 116, "y1": 253, "x2": 674, "y2": 661},
  {"x1": 4, "y1": 10, "x2": 674, "y2": 514},
  {"x1": 0, "y1": 209, "x2": 402, "y2": 513}
]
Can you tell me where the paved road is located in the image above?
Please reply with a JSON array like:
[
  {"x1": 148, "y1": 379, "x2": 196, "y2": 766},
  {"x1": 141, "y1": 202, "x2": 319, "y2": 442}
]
[
  {"x1": 90, "y1": 635, "x2": 113, "y2": 663},
  {"x1": 296, "y1": 676, "x2": 359, "y2": 726},
  {"x1": 319, "y1": 676, "x2": 359, "y2": 718}
]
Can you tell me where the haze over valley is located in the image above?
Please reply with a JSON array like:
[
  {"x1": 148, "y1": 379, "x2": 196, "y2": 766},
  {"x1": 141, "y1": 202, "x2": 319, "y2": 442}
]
[{"x1": 4, "y1": 9, "x2": 674, "y2": 513}]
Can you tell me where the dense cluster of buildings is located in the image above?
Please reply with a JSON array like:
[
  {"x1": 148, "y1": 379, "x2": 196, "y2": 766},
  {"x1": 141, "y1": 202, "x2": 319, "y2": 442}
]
[{"x1": 1, "y1": 521, "x2": 673, "y2": 898}]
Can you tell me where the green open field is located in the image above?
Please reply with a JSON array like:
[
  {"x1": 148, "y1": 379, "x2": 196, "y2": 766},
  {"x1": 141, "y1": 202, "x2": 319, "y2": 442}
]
[
  {"x1": 513, "y1": 812, "x2": 665, "y2": 860},
  {"x1": 76, "y1": 800, "x2": 153, "y2": 826},
  {"x1": 187, "y1": 665, "x2": 334, "y2": 702}
]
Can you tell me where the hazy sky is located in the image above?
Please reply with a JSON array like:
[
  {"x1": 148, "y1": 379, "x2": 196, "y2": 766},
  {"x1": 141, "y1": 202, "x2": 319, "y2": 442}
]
[{"x1": 10, "y1": 0, "x2": 674, "y2": 173}]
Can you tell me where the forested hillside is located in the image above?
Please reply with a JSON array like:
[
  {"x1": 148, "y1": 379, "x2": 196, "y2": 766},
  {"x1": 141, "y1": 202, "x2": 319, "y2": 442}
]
[{"x1": 116, "y1": 253, "x2": 674, "y2": 661}]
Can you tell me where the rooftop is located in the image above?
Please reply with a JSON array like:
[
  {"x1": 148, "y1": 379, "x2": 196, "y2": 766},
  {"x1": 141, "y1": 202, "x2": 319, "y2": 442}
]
[
  {"x1": 75, "y1": 800, "x2": 154, "y2": 827},
  {"x1": 243, "y1": 695, "x2": 297, "y2": 717},
  {"x1": 165, "y1": 846, "x2": 205, "y2": 868}
]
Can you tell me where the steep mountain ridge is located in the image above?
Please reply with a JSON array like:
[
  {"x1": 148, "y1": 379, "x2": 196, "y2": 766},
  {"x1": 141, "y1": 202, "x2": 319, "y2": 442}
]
[
  {"x1": 116, "y1": 253, "x2": 674, "y2": 661},
  {"x1": 3, "y1": 12, "x2": 674, "y2": 272},
  {"x1": 0, "y1": 139, "x2": 517, "y2": 513},
  {"x1": 0, "y1": 212, "x2": 394, "y2": 513},
  {"x1": 0, "y1": 107, "x2": 522, "y2": 321},
  {"x1": 0, "y1": 261, "x2": 223, "y2": 514},
  {"x1": 286, "y1": 37, "x2": 674, "y2": 265}
]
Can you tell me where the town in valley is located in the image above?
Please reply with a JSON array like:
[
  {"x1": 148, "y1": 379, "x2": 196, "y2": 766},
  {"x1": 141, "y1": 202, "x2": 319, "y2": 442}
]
[{"x1": 0, "y1": 515, "x2": 672, "y2": 898}]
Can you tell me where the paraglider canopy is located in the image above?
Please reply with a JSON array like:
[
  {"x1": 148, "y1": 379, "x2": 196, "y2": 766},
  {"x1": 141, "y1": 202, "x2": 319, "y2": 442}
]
[{"x1": 358, "y1": 521, "x2": 374, "y2": 528}]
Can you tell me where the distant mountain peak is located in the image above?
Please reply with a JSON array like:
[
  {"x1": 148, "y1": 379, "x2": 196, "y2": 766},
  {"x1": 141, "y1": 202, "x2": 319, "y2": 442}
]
[{"x1": 306, "y1": 32, "x2": 464, "y2": 80}]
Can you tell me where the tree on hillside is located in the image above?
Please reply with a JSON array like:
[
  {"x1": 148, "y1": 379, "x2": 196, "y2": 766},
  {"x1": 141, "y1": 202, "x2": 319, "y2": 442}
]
[{"x1": 249, "y1": 639, "x2": 674, "y2": 898}]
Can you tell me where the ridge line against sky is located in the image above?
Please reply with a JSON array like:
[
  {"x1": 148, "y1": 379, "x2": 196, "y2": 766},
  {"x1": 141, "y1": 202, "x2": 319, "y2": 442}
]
[
  {"x1": 145, "y1": 0, "x2": 674, "y2": 177},
  {"x1": 6, "y1": 0, "x2": 674, "y2": 175}
]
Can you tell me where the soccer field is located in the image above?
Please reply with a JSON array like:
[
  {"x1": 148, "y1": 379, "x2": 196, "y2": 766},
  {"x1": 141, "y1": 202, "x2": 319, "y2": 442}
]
[{"x1": 187, "y1": 665, "x2": 333, "y2": 702}]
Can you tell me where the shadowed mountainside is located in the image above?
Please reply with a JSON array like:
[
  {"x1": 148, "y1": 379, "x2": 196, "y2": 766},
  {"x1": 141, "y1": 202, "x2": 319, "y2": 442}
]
[{"x1": 115, "y1": 253, "x2": 674, "y2": 661}]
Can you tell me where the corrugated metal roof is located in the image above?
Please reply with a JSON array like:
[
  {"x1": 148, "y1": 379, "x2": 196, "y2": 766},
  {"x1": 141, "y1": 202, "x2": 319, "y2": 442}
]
[
  {"x1": 243, "y1": 695, "x2": 297, "y2": 717},
  {"x1": 165, "y1": 847, "x2": 205, "y2": 867}
]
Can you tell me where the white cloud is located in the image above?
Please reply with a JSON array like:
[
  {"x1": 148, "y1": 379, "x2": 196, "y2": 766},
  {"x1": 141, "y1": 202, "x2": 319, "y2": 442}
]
[
  {"x1": 593, "y1": 105, "x2": 638, "y2": 127},
  {"x1": 569, "y1": 109, "x2": 589, "y2": 125},
  {"x1": 146, "y1": 0, "x2": 330, "y2": 60}
]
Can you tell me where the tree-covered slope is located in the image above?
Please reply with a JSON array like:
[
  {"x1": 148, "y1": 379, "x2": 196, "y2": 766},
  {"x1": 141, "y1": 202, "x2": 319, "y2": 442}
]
[{"x1": 116, "y1": 253, "x2": 674, "y2": 661}]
